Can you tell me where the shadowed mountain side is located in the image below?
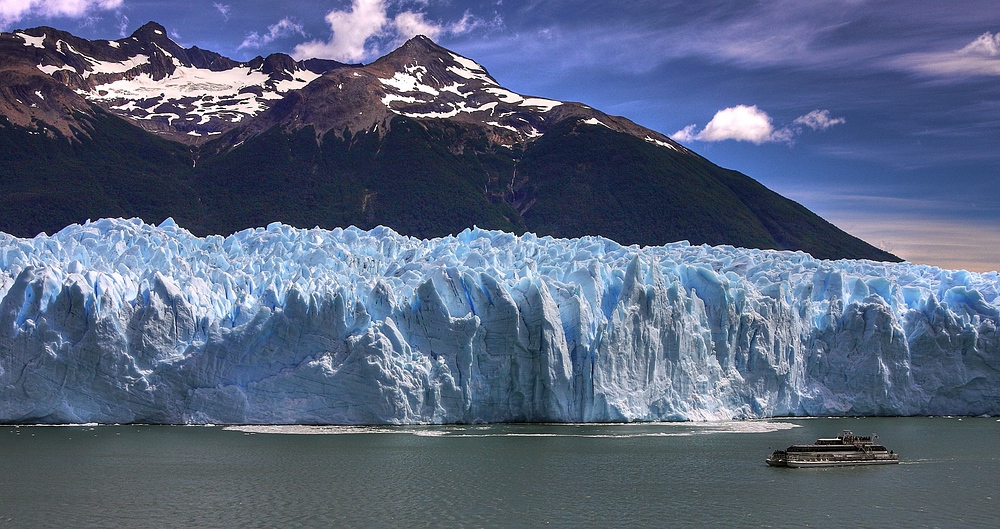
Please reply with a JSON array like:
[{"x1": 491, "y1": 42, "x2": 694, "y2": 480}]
[
  {"x1": 0, "y1": 111, "x2": 203, "y2": 235},
  {"x1": 192, "y1": 119, "x2": 527, "y2": 239},
  {"x1": 514, "y1": 120, "x2": 897, "y2": 260}
]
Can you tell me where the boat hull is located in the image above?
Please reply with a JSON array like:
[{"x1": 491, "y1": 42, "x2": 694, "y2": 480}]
[
  {"x1": 766, "y1": 451, "x2": 899, "y2": 468},
  {"x1": 774, "y1": 457, "x2": 900, "y2": 468}
]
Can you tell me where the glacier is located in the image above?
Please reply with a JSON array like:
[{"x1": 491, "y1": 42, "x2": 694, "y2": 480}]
[{"x1": 0, "y1": 218, "x2": 997, "y2": 424}]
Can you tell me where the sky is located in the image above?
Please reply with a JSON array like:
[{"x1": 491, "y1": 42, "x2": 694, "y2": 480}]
[{"x1": 2, "y1": 0, "x2": 999, "y2": 273}]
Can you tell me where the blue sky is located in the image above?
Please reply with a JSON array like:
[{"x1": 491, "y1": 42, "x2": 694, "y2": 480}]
[{"x1": 3, "y1": 0, "x2": 999, "y2": 272}]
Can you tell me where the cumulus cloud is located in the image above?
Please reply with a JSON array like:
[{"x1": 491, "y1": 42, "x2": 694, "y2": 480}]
[
  {"x1": 699, "y1": 105, "x2": 778, "y2": 144},
  {"x1": 291, "y1": 0, "x2": 480, "y2": 62},
  {"x1": 671, "y1": 105, "x2": 844, "y2": 144},
  {"x1": 292, "y1": 0, "x2": 388, "y2": 62},
  {"x1": 669, "y1": 124, "x2": 700, "y2": 143},
  {"x1": 393, "y1": 10, "x2": 442, "y2": 40},
  {"x1": 239, "y1": 18, "x2": 306, "y2": 50},
  {"x1": 0, "y1": 0, "x2": 124, "y2": 27},
  {"x1": 896, "y1": 31, "x2": 1000, "y2": 77}
]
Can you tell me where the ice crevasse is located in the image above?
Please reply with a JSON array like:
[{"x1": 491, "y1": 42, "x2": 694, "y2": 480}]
[{"x1": 0, "y1": 218, "x2": 997, "y2": 424}]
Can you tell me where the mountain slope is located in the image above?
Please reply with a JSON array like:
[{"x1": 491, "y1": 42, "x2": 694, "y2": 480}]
[
  {"x1": 0, "y1": 110, "x2": 202, "y2": 235},
  {"x1": 192, "y1": 120, "x2": 527, "y2": 238},
  {"x1": 0, "y1": 23, "x2": 899, "y2": 262}
]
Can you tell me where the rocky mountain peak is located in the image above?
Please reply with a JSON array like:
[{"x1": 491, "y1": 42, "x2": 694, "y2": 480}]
[
  {"x1": 370, "y1": 34, "x2": 499, "y2": 87},
  {"x1": 1, "y1": 22, "x2": 349, "y2": 143},
  {"x1": 129, "y1": 21, "x2": 169, "y2": 42}
]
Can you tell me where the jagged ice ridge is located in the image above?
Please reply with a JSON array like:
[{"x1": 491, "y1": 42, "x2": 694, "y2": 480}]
[{"x1": 0, "y1": 219, "x2": 997, "y2": 424}]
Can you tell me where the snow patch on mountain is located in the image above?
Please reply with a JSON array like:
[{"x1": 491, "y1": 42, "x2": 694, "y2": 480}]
[
  {"x1": 379, "y1": 66, "x2": 441, "y2": 96},
  {"x1": 449, "y1": 53, "x2": 487, "y2": 74},
  {"x1": 36, "y1": 63, "x2": 74, "y2": 75},
  {"x1": 14, "y1": 32, "x2": 46, "y2": 48},
  {"x1": 84, "y1": 61, "x2": 321, "y2": 125},
  {"x1": 0, "y1": 219, "x2": 996, "y2": 424},
  {"x1": 86, "y1": 54, "x2": 151, "y2": 76},
  {"x1": 645, "y1": 136, "x2": 680, "y2": 151},
  {"x1": 378, "y1": 81, "x2": 556, "y2": 129},
  {"x1": 9, "y1": 24, "x2": 335, "y2": 139},
  {"x1": 582, "y1": 117, "x2": 610, "y2": 128}
]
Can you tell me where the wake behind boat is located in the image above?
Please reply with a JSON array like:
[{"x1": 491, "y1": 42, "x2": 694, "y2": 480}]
[{"x1": 766, "y1": 430, "x2": 899, "y2": 468}]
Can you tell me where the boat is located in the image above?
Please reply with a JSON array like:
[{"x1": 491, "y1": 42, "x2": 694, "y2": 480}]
[{"x1": 766, "y1": 430, "x2": 899, "y2": 468}]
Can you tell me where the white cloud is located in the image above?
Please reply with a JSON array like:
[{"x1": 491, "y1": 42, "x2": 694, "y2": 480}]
[
  {"x1": 115, "y1": 10, "x2": 127, "y2": 36},
  {"x1": 0, "y1": 0, "x2": 124, "y2": 28},
  {"x1": 793, "y1": 109, "x2": 846, "y2": 130},
  {"x1": 290, "y1": 0, "x2": 480, "y2": 62},
  {"x1": 213, "y1": 2, "x2": 230, "y2": 21},
  {"x1": 698, "y1": 105, "x2": 776, "y2": 144},
  {"x1": 671, "y1": 105, "x2": 845, "y2": 144},
  {"x1": 895, "y1": 31, "x2": 1000, "y2": 77},
  {"x1": 959, "y1": 31, "x2": 1000, "y2": 57},
  {"x1": 669, "y1": 124, "x2": 699, "y2": 143},
  {"x1": 292, "y1": 0, "x2": 389, "y2": 62},
  {"x1": 447, "y1": 12, "x2": 480, "y2": 35},
  {"x1": 393, "y1": 11, "x2": 442, "y2": 41},
  {"x1": 239, "y1": 18, "x2": 306, "y2": 50}
]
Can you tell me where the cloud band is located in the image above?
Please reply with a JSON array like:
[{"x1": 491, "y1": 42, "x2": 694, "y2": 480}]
[
  {"x1": 671, "y1": 105, "x2": 845, "y2": 144},
  {"x1": 0, "y1": 0, "x2": 124, "y2": 28}
]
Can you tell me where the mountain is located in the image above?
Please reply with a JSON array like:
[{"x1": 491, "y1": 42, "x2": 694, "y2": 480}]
[
  {"x1": 0, "y1": 22, "x2": 899, "y2": 262},
  {"x1": 0, "y1": 21, "x2": 346, "y2": 142}
]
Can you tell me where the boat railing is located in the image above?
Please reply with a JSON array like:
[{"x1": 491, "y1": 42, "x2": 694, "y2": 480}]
[{"x1": 837, "y1": 430, "x2": 878, "y2": 445}]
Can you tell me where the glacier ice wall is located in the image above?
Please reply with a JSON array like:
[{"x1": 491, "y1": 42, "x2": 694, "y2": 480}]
[{"x1": 0, "y1": 218, "x2": 998, "y2": 424}]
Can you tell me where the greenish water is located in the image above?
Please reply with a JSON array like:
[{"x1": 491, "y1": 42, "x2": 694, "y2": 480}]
[{"x1": 0, "y1": 418, "x2": 996, "y2": 528}]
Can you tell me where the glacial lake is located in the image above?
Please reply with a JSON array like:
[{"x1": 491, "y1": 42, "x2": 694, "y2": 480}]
[{"x1": 1, "y1": 417, "x2": 996, "y2": 528}]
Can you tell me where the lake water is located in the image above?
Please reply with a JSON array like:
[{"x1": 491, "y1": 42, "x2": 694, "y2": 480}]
[{"x1": 0, "y1": 417, "x2": 996, "y2": 528}]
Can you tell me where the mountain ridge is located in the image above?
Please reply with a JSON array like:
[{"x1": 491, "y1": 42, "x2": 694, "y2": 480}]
[
  {"x1": 0, "y1": 21, "x2": 349, "y2": 143},
  {"x1": 0, "y1": 22, "x2": 899, "y2": 263}
]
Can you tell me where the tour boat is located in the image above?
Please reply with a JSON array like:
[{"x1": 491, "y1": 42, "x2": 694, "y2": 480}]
[{"x1": 766, "y1": 430, "x2": 899, "y2": 467}]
